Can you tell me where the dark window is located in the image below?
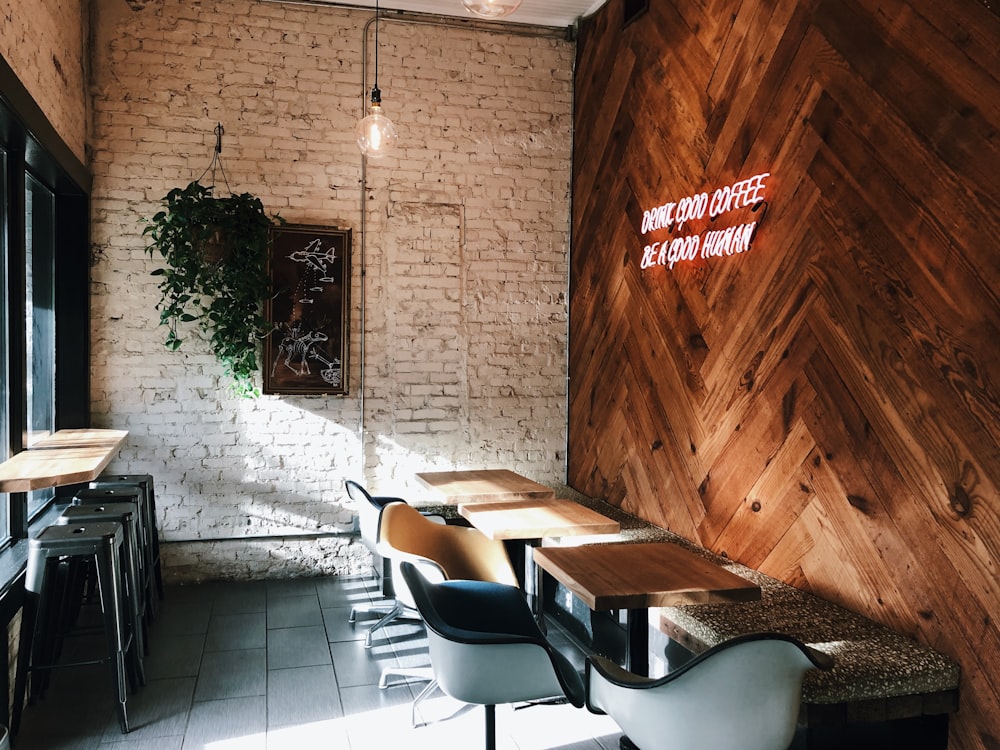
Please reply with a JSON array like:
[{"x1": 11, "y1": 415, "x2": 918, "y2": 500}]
[
  {"x1": 0, "y1": 54, "x2": 91, "y2": 546},
  {"x1": 25, "y1": 172, "x2": 56, "y2": 519}
]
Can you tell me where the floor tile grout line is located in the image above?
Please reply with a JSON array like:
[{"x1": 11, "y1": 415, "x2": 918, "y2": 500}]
[{"x1": 13, "y1": 575, "x2": 609, "y2": 749}]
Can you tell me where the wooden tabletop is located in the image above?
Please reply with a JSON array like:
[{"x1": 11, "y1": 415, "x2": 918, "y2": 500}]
[
  {"x1": 30, "y1": 429, "x2": 128, "y2": 450},
  {"x1": 0, "y1": 429, "x2": 128, "y2": 492},
  {"x1": 415, "y1": 469, "x2": 555, "y2": 504},
  {"x1": 459, "y1": 496, "x2": 620, "y2": 540},
  {"x1": 533, "y1": 541, "x2": 761, "y2": 610}
]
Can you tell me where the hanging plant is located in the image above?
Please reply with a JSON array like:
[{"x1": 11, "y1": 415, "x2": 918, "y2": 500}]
[{"x1": 143, "y1": 180, "x2": 279, "y2": 397}]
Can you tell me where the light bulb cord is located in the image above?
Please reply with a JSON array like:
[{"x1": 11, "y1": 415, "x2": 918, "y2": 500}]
[{"x1": 373, "y1": 0, "x2": 380, "y2": 94}]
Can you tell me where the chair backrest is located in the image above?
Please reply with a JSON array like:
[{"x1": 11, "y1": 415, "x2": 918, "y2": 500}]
[
  {"x1": 586, "y1": 633, "x2": 833, "y2": 750},
  {"x1": 345, "y1": 479, "x2": 405, "y2": 554},
  {"x1": 401, "y1": 562, "x2": 585, "y2": 708},
  {"x1": 379, "y1": 502, "x2": 519, "y2": 587}
]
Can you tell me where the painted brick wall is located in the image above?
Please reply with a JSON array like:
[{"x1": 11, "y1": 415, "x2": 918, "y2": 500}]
[
  {"x1": 88, "y1": 0, "x2": 573, "y2": 579},
  {"x1": 0, "y1": 0, "x2": 88, "y2": 163}
]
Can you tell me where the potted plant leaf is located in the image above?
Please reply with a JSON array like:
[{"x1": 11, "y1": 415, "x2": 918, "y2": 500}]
[{"x1": 144, "y1": 180, "x2": 279, "y2": 397}]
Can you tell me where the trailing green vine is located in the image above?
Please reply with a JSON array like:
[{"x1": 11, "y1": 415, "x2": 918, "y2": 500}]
[{"x1": 144, "y1": 180, "x2": 280, "y2": 397}]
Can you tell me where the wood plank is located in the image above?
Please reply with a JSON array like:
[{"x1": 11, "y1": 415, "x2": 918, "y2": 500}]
[
  {"x1": 0, "y1": 429, "x2": 128, "y2": 492},
  {"x1": 31, "y1": 428, "x2": 128, "y2": 450},
  {"x1": 533, "y1": 541, "x2": 761, "y2": 610},
  {"x1": 458, "y1": 496, "x2": 620, "y2": 540},
  {"x1": 415, "y1": 469, "x2": 555, "y2": 504}
]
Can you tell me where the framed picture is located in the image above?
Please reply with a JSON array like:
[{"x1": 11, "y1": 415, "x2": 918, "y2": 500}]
[{"x1": 264, "y1": 224, "x2": 351, "y2": 395}]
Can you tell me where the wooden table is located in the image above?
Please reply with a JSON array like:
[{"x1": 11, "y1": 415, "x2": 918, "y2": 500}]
[
  {"x1": 415, "y1": 469, "x2": 555, "y2": 504},
  {"x1": 460, "y1": 496, "x2": 621, "y2": 621},
  {"x1": 458, "y1": 496, "x2": 620, "y2": 541},
  {"x1": 533, "y1": 541, "x2": 761, "y2": 675},
  {"x1": 0, "y1": 429, "x2": 128, "y2": 492}
]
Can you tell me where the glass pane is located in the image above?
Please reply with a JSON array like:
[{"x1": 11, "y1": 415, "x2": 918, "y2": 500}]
[
  {"x1": 0, "y1": 150, "x2": 7, "y2": 540},
  {"x1": 25, "y1": 172, "x2": 56, "y2": 518}
]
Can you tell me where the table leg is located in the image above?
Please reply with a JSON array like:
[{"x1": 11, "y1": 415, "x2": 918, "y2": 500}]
[
  {"x1": 624, "y1": 608, "x2": 649, "y2": 677},
  {"x1": 525, "y1": 539, "x2": 546, "y2": 632}
]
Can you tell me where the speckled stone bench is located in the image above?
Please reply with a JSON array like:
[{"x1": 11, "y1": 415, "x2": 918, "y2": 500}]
[{"x1": 542, "y1": 486, "x2": 961, "y2": 748}]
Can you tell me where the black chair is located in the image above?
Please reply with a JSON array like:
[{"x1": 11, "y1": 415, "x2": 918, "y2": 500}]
[{"x1": 400, "y1": 561, "x2": 585, "y2": 750}]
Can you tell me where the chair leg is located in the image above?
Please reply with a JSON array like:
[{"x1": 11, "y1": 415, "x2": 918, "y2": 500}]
[
  {"x1": 485, "y1": 704, "x2": 496, "y2": 750},
  {"x1": 348, "y1": 602, "x2": 394, "y2": 624},
  {"x1": 378, "y1": 665, "x2": 433, "y2": 689},
  {"x1": 363, "y1": 603, "x2": 403, "y2": 648},
  {"x1": 410, "y1": 678, "x2": 439, "y2": 728}
]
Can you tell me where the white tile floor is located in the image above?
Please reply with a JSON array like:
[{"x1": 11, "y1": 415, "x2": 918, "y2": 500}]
[{"x1": 12, "y1": 575, "x2": 625, "y2": 749}]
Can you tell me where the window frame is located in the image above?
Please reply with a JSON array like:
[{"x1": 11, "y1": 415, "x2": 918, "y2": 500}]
[{"x1": 0, "y1": 52, "x2": 91, "y2": 546}]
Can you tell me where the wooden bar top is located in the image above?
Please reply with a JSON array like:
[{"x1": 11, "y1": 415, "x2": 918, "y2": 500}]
[
  {"x1": 415, "y1": 469, "x2": 555, "y2": 504},
  {"x1": 30, "y1": 429, "x2": 128, "y2": 450},
  {"x1": 459, "y1": 496, "x2": 620, "y2": 540},
  {"x1": 533, "y1": 541, "x2": 761, "y2": 610},
  {"x1": 0, "y1": 429, "x2": 128, "y2": 492}
]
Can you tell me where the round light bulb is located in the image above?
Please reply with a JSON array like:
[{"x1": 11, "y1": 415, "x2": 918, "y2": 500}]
[
  {"x1": 356, "y1": 101, "x2": 398, "y2": 159},
  {"x1": 461, "y1": 0, "x2": 522, "y2": 18}
]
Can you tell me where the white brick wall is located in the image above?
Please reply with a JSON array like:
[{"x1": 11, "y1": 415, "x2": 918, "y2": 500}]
[{"x1": 88, "y1": 0, "x2": 573, "y2": 579}]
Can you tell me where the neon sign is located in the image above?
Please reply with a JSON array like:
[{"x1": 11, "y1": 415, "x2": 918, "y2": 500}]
[{"x1": 639, "y1": 172, "x2": 770, "y2": 271}]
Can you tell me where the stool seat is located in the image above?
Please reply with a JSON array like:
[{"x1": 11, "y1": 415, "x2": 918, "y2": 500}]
[
  {"x1": 25, "y1": 522, "x2": 123, "y2": 589},
  {"x1": 13, "y1": 521, "x2": 139, "y2": 736}
]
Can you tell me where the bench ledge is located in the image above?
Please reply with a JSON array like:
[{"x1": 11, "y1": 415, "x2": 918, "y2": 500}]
[{"x1": 546, "y1": 485, "x2": 961, "y2": 709}]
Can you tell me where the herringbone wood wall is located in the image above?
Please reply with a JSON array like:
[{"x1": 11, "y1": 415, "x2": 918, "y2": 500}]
[{"x1": 568, "y1": 0, "x2": 1000, "y2": 747}]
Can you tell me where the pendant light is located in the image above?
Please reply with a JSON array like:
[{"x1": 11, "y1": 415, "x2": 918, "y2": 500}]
[
  {"x1": 357, "y1": 0, "x2": 398, "y2": 159},
  {"x1": 462, "y1": 0, "x2": 522, "y2": 19}
]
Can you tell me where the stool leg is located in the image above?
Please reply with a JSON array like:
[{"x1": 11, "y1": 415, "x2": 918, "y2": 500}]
[
  {"x1": 148, "y1": 485, "x2": 164, "y2": 602},
  {"x1": 121, "y1": 518, "x2": 146, "y2": 685},
  {"x1": 32, "y1": 560, "x2": 71, "y2": 700},
  {"x1": 132, "y1": 495, "x2": 157, "y2": 619},
  {"x1": 95, "y1": 537, "x2": 130, "y2": 733},
  {"x1": 11, "y1": 588, "x2": 41, "y2": 737}
]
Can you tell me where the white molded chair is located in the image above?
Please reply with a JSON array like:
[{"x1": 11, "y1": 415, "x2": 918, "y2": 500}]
[
  {"x1": 345, "y1": 480, "x2": 450, "y2": 646},
  {"x1": 345, "y1": 479, "x2": 413, "y2": 643},
  {"x1": 377, "y1": 502, "x2": 520, "y2": 725},
  {"x1": 400, "y1": 561, "x2": 586, "y2": 750},
  {"x1": 585, "y1": 632, "x2": 834, "y2": 750}
]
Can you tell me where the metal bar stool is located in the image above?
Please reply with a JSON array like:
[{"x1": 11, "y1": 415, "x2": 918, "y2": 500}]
[
  {"x1": 59, "y1": 503, "x2": 148, "y2": 665},
  {"x1": 88, "y1": 474, "x2": 164, "y2": 604},
  {"x1": 76, "y1": 484, "x2": 158, "y2": 621},
  {"x1": 12, "y1": 522, "x2": 138, "y2": 736}
]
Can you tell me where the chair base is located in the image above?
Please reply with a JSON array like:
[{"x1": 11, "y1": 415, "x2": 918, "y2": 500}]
[
  {"x1": 378, "y1": 666, "x2": 438, "y2": 727},
  {"x1": 359, "y1": 603, "x2": 421, "y2": 648},
  {"x1": 378, "y1": 665, "x2": 433, "y2": 689},
  {"x1": 347, "y1": 603, "x2": 394, "y2": 624}
]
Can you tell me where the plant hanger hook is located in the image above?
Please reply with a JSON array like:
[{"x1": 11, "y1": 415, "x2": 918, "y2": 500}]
[{"x1": 196, "y1": 122, "x2": 233, "y2": 196}]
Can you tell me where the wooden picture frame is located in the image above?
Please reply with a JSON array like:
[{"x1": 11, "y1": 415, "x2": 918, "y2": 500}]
[{"x1": 263, "y1": 223, "x2": 351, "y2": 395}]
